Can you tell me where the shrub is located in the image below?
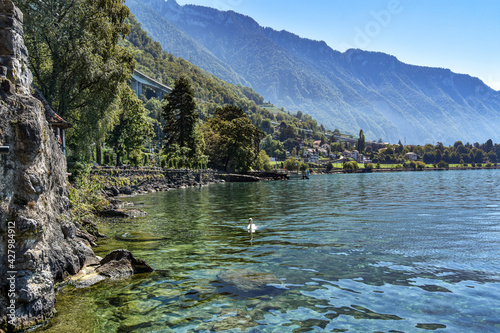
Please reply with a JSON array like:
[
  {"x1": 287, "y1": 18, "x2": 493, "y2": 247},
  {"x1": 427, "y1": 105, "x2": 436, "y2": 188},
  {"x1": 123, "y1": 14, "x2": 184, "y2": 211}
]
[
  {"x1": 416, "y1": 161, "x2": 426, "y2": 170},
  {"x1": 395, "y1": 164, "x2": 403, "y2": 169},
  {"x1": 343, "y1": 161, "x2": 359, "y2": 173},
  {"x1": 376, "y1": 162, "x2": 381, "y2": 169},
  {"x1": 437, "y1": 160, "x2": 449, "y2": 169},
  {"x1": 299, "y1": 162, "x2": 309, "y2": 172},
  {"x1": 326, "y1": 162, "x2": 333, "y2": 172},
  {"x1": 365, "y1": 163, "x2": 374, "y2": 170}
]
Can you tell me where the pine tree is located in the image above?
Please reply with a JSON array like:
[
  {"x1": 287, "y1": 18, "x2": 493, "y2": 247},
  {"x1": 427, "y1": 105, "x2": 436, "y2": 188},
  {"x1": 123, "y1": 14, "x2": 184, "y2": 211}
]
[
  {"x1": 357, "y1": 129, "x2": 365, "y2": 153},
  {"x1": 162, "y1": 76, "x2": 199, "y2": 159}
]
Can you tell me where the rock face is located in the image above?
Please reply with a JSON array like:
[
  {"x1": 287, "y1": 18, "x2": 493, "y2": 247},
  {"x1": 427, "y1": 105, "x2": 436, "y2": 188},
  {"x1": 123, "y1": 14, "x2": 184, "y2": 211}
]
[{"x1": 0, "y1": 2, "x2": 98, "y2": 331}]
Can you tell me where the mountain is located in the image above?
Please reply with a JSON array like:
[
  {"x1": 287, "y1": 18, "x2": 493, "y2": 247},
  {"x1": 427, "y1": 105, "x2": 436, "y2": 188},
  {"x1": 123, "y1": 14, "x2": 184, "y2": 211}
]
[{"x1": 125, "y1": 0, "x2": 500, "y2": 145}]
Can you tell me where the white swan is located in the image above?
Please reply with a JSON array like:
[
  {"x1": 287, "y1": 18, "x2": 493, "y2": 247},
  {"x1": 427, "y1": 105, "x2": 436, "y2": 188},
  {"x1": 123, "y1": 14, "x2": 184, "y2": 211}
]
[{"x1": 247, "y1": 218, "x2": 257, "y2": 233}]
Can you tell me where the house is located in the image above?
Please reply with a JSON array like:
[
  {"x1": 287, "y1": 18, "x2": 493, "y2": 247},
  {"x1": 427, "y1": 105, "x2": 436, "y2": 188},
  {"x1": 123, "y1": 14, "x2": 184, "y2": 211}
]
[
  {"x1": 342, "y1": 150, "x2": 359, "y2": 161},
  {"x1": 304, "y1": 148, "x2": 319, "y2": 163},
  {"x1": 405, "y1": 152, "x2": 418, "y2": 161},
  {"x1": 313, "y1": 140, "x2": 322, "y2": 148},
  {"x1": 359, "y1": 154, "x2": 372, "y2": 164},
  {"x1": 34, "y1": 88, "x2": 71, "y2": 155}
]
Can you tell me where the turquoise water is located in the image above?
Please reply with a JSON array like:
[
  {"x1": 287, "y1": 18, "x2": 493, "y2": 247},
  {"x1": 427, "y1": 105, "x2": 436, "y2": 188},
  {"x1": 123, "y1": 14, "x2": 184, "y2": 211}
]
[{"x1": 41, "y1": 170, "x2": 500, "y2": 332}]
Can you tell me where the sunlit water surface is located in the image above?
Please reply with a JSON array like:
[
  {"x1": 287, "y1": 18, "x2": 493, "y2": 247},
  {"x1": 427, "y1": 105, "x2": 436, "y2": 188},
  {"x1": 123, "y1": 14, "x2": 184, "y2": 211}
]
[{"x1": 39, "y1": 170, "x2": 500, "y2": 332}]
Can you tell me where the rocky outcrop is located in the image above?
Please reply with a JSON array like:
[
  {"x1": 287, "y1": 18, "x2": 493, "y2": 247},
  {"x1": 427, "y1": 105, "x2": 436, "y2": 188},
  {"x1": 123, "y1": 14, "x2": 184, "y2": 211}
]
[{"x1": 0, "y1": 2, "x2": 97, "y2": 331}]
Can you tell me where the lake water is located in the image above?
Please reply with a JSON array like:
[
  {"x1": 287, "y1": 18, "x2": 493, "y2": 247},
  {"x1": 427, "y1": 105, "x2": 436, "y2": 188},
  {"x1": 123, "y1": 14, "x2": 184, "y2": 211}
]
[{"x1": 40, "y1": 170, "x2": 500, "y2": 332}]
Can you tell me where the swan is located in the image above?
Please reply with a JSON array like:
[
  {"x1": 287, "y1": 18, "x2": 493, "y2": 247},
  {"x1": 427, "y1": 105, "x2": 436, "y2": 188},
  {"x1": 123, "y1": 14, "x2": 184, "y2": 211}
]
[{"x1": 247, "y1": 218, "x2": 257, "y2": 233}]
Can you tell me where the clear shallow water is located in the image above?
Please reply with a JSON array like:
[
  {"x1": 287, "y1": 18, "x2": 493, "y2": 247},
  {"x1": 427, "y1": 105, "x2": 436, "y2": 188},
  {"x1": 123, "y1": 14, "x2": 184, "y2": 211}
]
[{"x1": 40, "y1": 170, "x2": 500, "y2": 332}]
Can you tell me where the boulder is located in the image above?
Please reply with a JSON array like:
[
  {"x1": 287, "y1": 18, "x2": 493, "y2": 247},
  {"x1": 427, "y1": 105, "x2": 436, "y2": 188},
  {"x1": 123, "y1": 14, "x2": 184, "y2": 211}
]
[{"x1": 96, "y1": 249, "x2": 154, "y2": 279}]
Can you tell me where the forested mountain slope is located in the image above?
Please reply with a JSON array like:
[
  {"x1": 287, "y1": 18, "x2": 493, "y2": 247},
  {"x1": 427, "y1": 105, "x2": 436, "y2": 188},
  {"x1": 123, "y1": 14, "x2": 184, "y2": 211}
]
[{"x1": 126, "y1": 0, "x2": 500, "y2": 145}]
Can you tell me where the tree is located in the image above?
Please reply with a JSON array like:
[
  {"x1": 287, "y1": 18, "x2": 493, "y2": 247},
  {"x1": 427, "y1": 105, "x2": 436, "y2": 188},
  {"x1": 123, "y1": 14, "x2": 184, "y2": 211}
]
[
  {"x1": 107, "y1": 85, "x2": 154, "y2": 166},
  {"x1": 357, "y1": 129, "x2": 365, "y2": 153},
  {"x1": 15, "y1": 0, "x2": 135, "y2": 155},
  {"x1": 254, "y1": 150, "x2": 272, "y2": 171},
  {"x1": 483, "y1": 139, "x2": 494, "y2": 153},
  {"x1": 488, "y1": 151, "x2": 497, "y2": 163},
  {"x1": 202, "y1": 105, "x2": 264, "y2": 172},
  {"x1": 260, "y1": 118, "x2": 274, "y2": 135},
  {"x1": 162, "y1": 76, "x2": 202, "y2": 159},
  {"x1": 343, "y1": 161, "x2": 359, "y2": 173}
]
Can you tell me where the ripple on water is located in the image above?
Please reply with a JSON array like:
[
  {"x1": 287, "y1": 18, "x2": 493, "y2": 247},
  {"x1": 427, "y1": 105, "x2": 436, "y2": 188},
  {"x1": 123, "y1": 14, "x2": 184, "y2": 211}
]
[{"x1": 38, "y1": 170, "x2": 500, "y2": 333}]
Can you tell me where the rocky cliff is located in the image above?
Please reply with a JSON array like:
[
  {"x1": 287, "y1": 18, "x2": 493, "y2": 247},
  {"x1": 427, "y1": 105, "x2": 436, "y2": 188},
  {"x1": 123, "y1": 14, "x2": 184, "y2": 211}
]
[{"x1": 0, "y1": 1, "x2": 98, "y2": 331}]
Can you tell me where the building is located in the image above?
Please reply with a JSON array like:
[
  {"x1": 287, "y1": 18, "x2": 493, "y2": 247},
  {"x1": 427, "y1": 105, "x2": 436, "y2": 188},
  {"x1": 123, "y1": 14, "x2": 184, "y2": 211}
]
[
  {"x1": 34, "y1": 89, "x2": 71, "y2": 155},
  {"x1": 405, "y1": 152, "x2": 418, "y2": 161}
]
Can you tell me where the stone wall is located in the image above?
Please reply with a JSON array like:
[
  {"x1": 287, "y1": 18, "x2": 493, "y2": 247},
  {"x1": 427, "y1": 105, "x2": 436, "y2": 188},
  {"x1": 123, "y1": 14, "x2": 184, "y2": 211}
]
[
  {"x1": 90, "y1": 167, "x2": 224, "y2": 196},
  {"x1": 0, "y1": 2, "x2": 97, "y2": 331}
]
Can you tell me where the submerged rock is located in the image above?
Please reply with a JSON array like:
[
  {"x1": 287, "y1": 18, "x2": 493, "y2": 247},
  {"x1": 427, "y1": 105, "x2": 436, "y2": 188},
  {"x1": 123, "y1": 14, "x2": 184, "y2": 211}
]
[
  {"x1": 216, "y1": 269, "x2": 284, "y2": 296},
  {"x1": 99, "y1": 208, "x2": 147, "y2": 218},
  {"x1": 70, "y1": 249, "x2": 154, "y2": 288},
  {"x1": 196, "y1": 309, "x2": 259, "y2": 332}
]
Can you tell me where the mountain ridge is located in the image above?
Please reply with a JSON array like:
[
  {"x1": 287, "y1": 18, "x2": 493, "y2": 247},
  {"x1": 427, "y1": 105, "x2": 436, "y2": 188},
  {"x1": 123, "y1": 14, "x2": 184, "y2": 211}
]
[{"x1": 126, "y1": 0, "x2": 500, "y2": 145}]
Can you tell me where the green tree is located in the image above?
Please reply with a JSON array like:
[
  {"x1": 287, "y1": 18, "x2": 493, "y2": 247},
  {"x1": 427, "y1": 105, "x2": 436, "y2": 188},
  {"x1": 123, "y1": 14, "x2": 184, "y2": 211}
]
[
  {"x1": 254, "y1": 150, "x2": 272, "y2": 171},
  {"x1": 162, "y1": 76, "x2": 201, "y2": 159},
  {"x1": 15, "y1": 0, "x2": 135, "y2": 155},
  {"x1": 437, "y1": 160, "x2": 449, "y2": 169},
  {"x1": 357, "y1": 129, "x2": 366, "y2": 153},
  {"x1": 343, "y1": 161, "x2": 359, "y2": 173},
  {"x1": 202, "y1": 105, "x2": 264, "y2": 172},
  {"x1": 107, "y1": 84, "x2": 154, "y2": 166}
]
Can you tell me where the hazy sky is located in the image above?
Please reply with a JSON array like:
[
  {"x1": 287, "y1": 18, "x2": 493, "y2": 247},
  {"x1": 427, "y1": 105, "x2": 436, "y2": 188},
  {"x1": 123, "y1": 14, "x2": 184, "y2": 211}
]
[{"x1": 175, "y1": 0, "x2": 500, "y2": 91}]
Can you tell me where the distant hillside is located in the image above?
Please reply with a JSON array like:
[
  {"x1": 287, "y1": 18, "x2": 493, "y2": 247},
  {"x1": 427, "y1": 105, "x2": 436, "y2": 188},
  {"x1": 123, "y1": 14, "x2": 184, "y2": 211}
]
[{"x1": 125, "y1": 0, "x2": 500, "y2": 145}]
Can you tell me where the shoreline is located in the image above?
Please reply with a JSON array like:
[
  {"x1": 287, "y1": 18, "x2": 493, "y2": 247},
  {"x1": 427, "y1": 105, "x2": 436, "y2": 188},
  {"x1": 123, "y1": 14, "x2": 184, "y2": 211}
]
[{"x1": 91, "y1": 164, "x2": 500, "y2": 199}]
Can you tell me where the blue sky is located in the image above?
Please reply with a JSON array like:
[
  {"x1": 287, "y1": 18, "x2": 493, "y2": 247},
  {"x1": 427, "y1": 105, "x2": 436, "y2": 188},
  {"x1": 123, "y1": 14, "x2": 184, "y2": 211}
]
[{"x1": 176, "y1": 0, "x2": 500, "y2": 91}]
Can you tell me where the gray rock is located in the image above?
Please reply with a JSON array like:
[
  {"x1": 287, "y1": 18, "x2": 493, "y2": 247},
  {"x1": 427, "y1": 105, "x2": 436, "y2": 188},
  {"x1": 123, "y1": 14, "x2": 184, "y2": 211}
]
[
  {"x1": 216, "y1": 269, "x2": 284, "y2": 296},
  {"x1": 96, "y1": 249, "x2": 154, "y2": 279}
]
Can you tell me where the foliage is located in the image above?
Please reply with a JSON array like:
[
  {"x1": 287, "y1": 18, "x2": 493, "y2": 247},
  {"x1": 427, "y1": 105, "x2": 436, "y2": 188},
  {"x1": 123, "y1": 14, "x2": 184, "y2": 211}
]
[
  {"x1": 162, "y1": 76, "x2": 204, "y2": 163},
  {"x1": 15, "y1": 0, "x2": 135, "y2": 156},
  {"x1": 357, "y1": 129, "x2": 365, "y2": 153},
  {"x1": 107, "y1": 84, "x2": 154, "y2": 165},
  {"x1": 284, "y1": 157, "x2": 300, "y2": 171},
  {"x1": 437, "y1": 160, "x2": 449, "y2": 168},
  {"x1": 68, "y1": 173, "x2": 109, "y2": 223},
  {"x1": 343, "y1": 161, "x2": 359, "y2": 172},
  {"x1": 365, "y1": 163, "x2": 374, "y2": 170},
  {"x1": 254, "y1": 150, "x2": 273, "y2": 172},
  {"x1": 416, "y1": 161, "x2": 426, "y2": 170},
  {"x1": 202, "y1": 105, "x2": 264, "y2": 172}
]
